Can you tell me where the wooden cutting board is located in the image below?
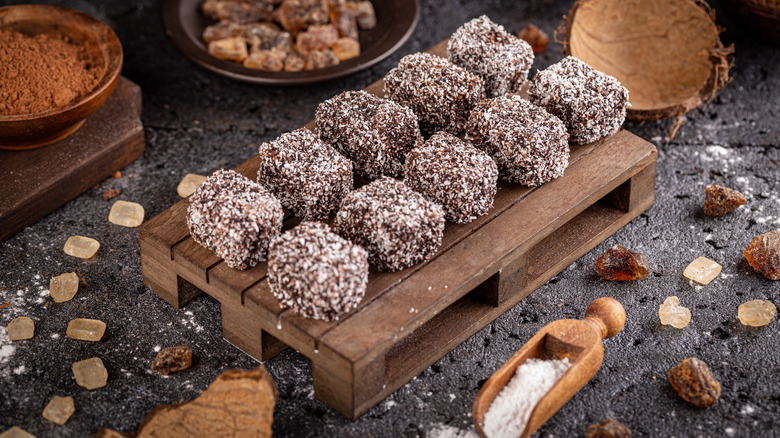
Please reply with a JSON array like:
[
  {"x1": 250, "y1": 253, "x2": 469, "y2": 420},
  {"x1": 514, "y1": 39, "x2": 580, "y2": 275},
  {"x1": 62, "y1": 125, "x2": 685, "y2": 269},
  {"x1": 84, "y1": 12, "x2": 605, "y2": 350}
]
[
  {"x1": 0, "y1": 77, "x2": 145, "y2": 243},
  {"x1": 140, "y1": 42, "x2": 657, "y2": 420}
]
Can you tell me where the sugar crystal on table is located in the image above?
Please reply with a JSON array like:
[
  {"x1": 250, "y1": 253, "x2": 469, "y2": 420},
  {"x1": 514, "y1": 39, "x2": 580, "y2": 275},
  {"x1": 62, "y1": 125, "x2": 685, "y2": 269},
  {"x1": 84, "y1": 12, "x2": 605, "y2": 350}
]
[
  {"x1": 63, "y1": 236, "x2": 100, "y2": 259},
  {"x1": 42, "y1": 396, "x2": 75, "y2": 425},
  {"x1": 66, "y1": 318, "x2": 106, "y2": 342},
  {"x1": 334, "y1": 177, "x2": 445, "y2": 272},
  {"x1": 50, "y1": 272, "x2": 79, "y2": 303},
  {"x1": 384, "y1": 52, "x2": 485, "y2": 134},
  {"x1": 0, "y1": 427, "x2": 35, "y2": 438},
  {"x1": 268, "y1": 222, "x2": 368, "y2": 321},
  {"x1": 466, "y1": 94, "x2": 569, "y2": 186},
  {"x1": 669, "y1": 357, "x2": 721, "y2": 408},
  {"x1": 529, "y1": 56, "x2": 629, "y2": 144},
  {"x1": 151, "y1": 346, "x2": 193, "y2": 375},
  {"x1": 585, "y1": 419, "x2": 632, "y2": 438},
  {"x1": 7, "y1": 317, "x2": 34, "y2": 341},
  {"x1": 595, "y1": 245, "x2": 651, "y2": 281},
  {"x1": 658, "y1": 296, "x2": 690, "y2": 329},
  {"x1": 518, "y1": 24, "x2": 549, "y2": 54},
  {"x1": 108, "y1": 200, "x2": 144, "y2": 227},
  {"x1": 738, "y1": 299, "x2": 776, "y2": 327},
  {"x1": 404, "y1": 131, "x2": 497, "y2": 223},
  {"x1": 447, "y1": 15, "x2": 534, "y2": 97},
  {"x1": 72, "y1": 357, "x2": 108, "y2": 390},
  {"x1": 316, "y1": 90, "x2": 422, "y2": 179},
  {"x1": 704, "y1": 184, "x2": 746, "y2": 216},
  {"x1": 683, "y1": 256, "x2": 721, "y2": 284},
  {"x1": 187, "y1": 169, "x2": 284, "y2": 270},
  {"x1": 744, "y1": 230, "x2": 780, "y2": 280},
  {"x1": 257, "y1": 128, "x2": 352, "y2": 222},
  {"x1": 177, "y1": 173, "x2": 207, "y2": 198}
]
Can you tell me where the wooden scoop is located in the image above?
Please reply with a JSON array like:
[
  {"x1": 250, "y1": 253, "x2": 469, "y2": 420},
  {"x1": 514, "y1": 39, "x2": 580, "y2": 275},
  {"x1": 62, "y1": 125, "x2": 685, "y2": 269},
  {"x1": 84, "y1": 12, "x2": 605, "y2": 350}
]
[{"x1": 473, "y1": 297, "x2": 626, "y2": 438}]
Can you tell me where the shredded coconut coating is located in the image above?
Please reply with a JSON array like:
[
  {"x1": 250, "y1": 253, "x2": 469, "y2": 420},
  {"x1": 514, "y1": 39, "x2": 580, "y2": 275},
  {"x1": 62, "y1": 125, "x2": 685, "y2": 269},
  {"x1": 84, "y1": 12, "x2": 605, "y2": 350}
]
[
  {"x1": 384, "y1": 52, "x2": 485, "y2": 134},
  {"x1": 466, "y1": 94, "x2": 570, "y2": 187},
  {"x1": 315, "y1": 90, "x2": 422, "y2": 179},
  {"x1": 528, "y1": 56, "x2": 629, "y2": 145},
  {"x1": 404, "y1": 131, "x2": 498, "y2": 223},
  {"x1": 257, "y1": 128, "x2": 353, "y2": 222},
  {"x1": 268, "y1": 222, "x2": 368, "y2": 321},
  {"x1": 334, "y1": 177, "x2": 445, "y2": 272},
  {"x1": 447, "y1": 15, "x2": 533, "y2": 98},
  {"x1": 187, "y1": 169, "x2": 284, "y2": 270}
]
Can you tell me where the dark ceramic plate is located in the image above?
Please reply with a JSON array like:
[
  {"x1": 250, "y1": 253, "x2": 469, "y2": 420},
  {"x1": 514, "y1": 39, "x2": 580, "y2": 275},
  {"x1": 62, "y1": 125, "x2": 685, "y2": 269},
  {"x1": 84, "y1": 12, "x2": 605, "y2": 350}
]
[{"x1": 161, "y1": 0, "x2": 419, "y2": 85}]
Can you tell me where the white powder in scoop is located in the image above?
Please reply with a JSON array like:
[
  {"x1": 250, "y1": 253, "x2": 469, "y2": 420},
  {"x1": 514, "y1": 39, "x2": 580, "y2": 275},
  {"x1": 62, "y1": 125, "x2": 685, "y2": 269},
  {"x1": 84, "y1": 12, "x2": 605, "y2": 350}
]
[{"x1": 482, "y1": 357, "x2": 571, "y2": 438}]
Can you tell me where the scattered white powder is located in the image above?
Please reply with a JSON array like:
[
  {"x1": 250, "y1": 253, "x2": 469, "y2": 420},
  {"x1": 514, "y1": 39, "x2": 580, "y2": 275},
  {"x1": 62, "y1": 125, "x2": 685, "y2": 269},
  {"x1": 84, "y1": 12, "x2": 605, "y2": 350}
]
[
  {"x1": 741, "y1": 405, "x2": 755, "y2": 415},
  {"x1": 482, "y1": 357, "x2": 571, "y2": 438},
  {"x1": 0, "y1": 327, "x2": 16, "y2": 377},
  {"x1": 428, "y1": 424, "x2": 480, "y2": 438}
]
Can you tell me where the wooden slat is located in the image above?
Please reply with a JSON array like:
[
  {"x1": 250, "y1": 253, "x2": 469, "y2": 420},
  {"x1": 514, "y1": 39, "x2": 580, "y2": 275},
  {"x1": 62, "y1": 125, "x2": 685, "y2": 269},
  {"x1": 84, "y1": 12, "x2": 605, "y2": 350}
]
[
  {"x1": 319, "y1": 131, "x2": 655, "y2": 366},
  {"x1": 140, "y1": 199, "x2": 190, "y2": 259},
  {"x1": 172, "y1": 237, "x2": 220, "y2": 288}
]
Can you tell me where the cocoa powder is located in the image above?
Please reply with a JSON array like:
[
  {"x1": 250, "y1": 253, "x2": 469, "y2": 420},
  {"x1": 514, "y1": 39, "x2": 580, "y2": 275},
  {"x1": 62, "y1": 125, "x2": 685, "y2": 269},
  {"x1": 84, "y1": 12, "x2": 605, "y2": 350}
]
[{"x1": 0, "y1": 29, "x2": 104, "y2": 116}]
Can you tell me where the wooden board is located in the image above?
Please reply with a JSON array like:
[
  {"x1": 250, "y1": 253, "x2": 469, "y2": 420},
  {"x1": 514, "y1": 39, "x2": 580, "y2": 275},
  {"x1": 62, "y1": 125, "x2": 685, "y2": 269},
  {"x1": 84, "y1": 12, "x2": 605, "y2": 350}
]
[
  {"x1": 0, "y1": 77, "x2": 145, "y2": 243},
  {"x1": 139, "y1": 42, "x2": 657, "y2": 420}
]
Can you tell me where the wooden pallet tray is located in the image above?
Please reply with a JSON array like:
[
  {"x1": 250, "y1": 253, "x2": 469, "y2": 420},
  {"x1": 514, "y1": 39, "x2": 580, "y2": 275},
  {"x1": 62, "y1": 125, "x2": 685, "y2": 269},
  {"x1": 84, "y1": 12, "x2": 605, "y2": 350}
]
[{"x1": 140, "y1": 42, "x2": 657, "y2": 420}]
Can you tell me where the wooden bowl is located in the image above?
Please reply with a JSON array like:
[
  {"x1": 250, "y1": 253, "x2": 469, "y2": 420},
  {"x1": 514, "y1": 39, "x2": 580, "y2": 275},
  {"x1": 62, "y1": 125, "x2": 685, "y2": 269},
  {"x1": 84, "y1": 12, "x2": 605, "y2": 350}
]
[{"x1": 0, "y1": 5, "x2": 123, "y2": 150}]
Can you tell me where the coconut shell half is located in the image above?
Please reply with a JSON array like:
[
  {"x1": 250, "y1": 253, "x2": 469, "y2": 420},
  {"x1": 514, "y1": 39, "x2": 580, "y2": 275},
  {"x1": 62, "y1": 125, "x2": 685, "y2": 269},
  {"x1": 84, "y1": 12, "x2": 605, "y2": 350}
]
[{"x1": 560, "y1": 0, "x2": 734, "y2": 121}]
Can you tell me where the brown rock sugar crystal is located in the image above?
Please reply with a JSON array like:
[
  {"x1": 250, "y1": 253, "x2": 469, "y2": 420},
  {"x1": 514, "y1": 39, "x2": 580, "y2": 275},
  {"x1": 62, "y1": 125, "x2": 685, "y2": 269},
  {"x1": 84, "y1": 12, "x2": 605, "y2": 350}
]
[
  {"x1": 0, "y1": 29, "x2": 104, "y2": 116},
  {"x1": 669, "y1": 357, "x2": 721, "y2": 408}
]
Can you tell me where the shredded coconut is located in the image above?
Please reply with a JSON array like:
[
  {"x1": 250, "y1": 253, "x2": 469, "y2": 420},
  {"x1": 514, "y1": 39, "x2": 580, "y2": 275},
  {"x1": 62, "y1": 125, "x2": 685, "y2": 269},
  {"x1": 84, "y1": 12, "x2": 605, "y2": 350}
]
[{"x1": 482, "y1": 357, "x2": 571, "y2": 438}]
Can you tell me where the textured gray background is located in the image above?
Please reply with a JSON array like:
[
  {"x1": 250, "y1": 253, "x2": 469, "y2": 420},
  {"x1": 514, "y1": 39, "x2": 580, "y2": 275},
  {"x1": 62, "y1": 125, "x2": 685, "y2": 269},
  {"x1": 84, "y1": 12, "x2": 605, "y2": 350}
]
[{"x1": 1, "y1": 0, "x2": 779, "y2": 437}]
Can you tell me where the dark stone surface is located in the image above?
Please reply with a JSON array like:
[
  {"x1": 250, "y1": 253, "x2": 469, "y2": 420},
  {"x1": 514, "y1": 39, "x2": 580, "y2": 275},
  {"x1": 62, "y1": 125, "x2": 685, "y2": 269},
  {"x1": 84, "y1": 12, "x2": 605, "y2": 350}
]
[{"x1": 1, "y1": 0, "x2": 779, "y2": 437}]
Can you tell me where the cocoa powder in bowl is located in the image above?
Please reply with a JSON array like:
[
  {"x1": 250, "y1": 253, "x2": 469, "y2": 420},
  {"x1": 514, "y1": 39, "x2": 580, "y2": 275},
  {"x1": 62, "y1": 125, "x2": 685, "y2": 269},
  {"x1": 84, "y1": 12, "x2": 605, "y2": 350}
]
[{"x1": 0, "y1": 29, "x2": 105, "y2": 116}]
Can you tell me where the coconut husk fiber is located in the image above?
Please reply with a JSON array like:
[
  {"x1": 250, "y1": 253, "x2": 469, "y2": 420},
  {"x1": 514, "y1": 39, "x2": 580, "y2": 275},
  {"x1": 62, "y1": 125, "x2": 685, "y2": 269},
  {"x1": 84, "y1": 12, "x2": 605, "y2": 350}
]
[{"x1": 561, "y1": 0, "x2": 734, "y2": 121}]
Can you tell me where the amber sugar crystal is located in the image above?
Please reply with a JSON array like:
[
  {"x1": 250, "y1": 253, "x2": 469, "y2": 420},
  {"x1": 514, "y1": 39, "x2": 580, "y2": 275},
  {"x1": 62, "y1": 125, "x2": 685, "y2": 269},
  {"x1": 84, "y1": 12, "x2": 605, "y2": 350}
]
[
  {"x1": 150, "y1": 346, "x2": 193, "y2": 375},
  {"x1": 669, "y1": 357, "x2": 721, "y2": 408},
  {"x1": 0, "y1": 427, "x2": 35, "y2": 438},
  {"x1": 704, "y1": 184, "x2": 745, "y2": 217},
  {"x1": 7, "y1": 316, "x2": 34, "y2": 340},
  {"x1": 596, "y1": 244, "x2": 651, "y2": 281},
  {"x1": 108, "y1": 200, "x2": 145, "y2": 228},
  {"x1": 177, "y1": 173, "x2": 207, "y2": 198},
  {"x1": 63, "y1": 236, "x2": 100, "y2": 259},
  {"x1": 66, "y1": 318, "x2": 106, "y2": 342},
  {"x1": 658, "y1": 296, "x2": 691, "y2": 329},
  {"x1": 42, "y1": 395, "x2": 75, "y2": 425},
  {"x1": 744, "y1": 230, "x2": 780, "y2": 280},
  {"x1": 738, "y1": 299, "x2": 776, "y2": 327},
  {"x1": 50, "y1": 272, "x2": 79, "y2": 303},
  {"x1": 585, "y1": 418, "x2": 632, "y2": 438},
  {"x1": 72, "y1": 357, "x2": 108, "y2": 390},
  {"x1": 683, "y1": 256, "x2": 721, "y2": 284},
  {"x1": 518, "y1": 24, "x2": 549, "y2": 54}
]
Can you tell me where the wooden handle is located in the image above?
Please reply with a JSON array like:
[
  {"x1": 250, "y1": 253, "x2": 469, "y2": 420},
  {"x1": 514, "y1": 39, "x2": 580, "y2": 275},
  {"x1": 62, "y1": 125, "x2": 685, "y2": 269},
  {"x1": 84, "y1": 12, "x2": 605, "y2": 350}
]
[{"x1": 584, "y1": 297, "x2": 626, "y2": 339}]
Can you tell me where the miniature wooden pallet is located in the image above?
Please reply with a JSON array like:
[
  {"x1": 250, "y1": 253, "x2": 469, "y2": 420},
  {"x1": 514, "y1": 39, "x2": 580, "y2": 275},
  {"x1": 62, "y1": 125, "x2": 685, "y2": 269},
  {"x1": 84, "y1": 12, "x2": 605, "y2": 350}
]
[{"x1": 139, "y1": 43, "x2": 657, "y2": 420}]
